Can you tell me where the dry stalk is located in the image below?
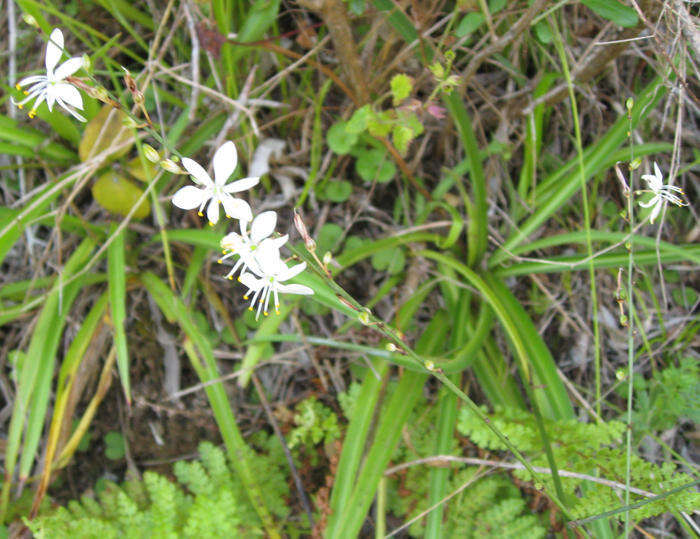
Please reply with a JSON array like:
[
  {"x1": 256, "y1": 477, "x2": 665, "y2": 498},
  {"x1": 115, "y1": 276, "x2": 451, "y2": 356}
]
[{"x1": 296, "y1": 0, "x2": 370, "y2": 103}]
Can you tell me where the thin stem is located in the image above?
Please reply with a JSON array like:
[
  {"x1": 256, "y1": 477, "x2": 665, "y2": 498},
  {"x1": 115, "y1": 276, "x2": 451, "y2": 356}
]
[
  {"x1": 624, "y1": 101, "x2": 636, "y2": 538},
  {"x1": 550, "y1": 17, "x2": 603, "y2": 419}
]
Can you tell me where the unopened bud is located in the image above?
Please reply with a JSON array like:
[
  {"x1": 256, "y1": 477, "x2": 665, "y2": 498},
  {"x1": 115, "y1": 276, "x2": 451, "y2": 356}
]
[
  {"x1": 629, "y1": 157, "x2": 642, "y2": 170},
  {"x1": 22, "y1": 13, "x2": 38, "y2": 27},
  {"x1": 293, "y1": 210, "x2": 316, "y2": 251},
  {"x1": 425, "y1": 360, "x2": 435, "y2": 371},
  {"x1": 143, "y1": 144, "x2": 160, "y2": 163},
  {"x1": 88, "y1": 86, "x2": 110, "y2": 103},
  {"x1": 386, "y1": 343, "x2": 397, "y2": 352},
  {"x1": 122, "y1": 66, "x2": 144, "y2": 104},
  {"x1": 625, "y1": 97, "x2": 634, "y2": 112},
  {"x1": 358, "y1": 310, "x2": 371, "y2": 326},
  {"x1": 160, "y1": 158, "x2": 183, "y2": 174},
  {"x1": 122, "y1": 115, "x2": 139, "y2": 128},
  {"x1": 322, "y1": 251, "x2": 332, "y2": 265},
  {"x1": 82, "y1": 54, "x2": 91, "y2": 73}
]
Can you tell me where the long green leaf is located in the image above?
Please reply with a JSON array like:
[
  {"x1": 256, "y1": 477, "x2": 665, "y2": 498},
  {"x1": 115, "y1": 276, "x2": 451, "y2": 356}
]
[{"x1": 108, "y1": 225, "x2": 130, "y2": 403}]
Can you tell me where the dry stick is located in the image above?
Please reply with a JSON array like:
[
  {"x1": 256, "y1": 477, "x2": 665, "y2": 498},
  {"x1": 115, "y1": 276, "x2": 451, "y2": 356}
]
[
  {"x1": 182, "y1": 1, "x2": 201, "y2": 121},
  {"x1": 521, "y1": 0, "x2": 660, "y2": 115},
  {"x1": 628, "y1": 0, "x2": 698, "y2": 104},
  {"x1": 296, "y1": 0, "x2": 370, "y2": 103},
  {"x1": 461, "y1": 0, "x2": 548, "y2": 86},
  {"x1": 249, "y1": 373, "x2": 315, "y2": 530},
  {"x1": 384, "y1": 455, "x2": 658, "y2": 498},
  {"x1": 673, "y1": 0, "x2": 700, "y2": 60}
]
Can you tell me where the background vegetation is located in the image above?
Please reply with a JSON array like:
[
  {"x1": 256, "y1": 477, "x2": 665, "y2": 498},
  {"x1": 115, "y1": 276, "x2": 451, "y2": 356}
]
[{"x1": 1, "y1": 0, "x2": 698, "y2": 536}]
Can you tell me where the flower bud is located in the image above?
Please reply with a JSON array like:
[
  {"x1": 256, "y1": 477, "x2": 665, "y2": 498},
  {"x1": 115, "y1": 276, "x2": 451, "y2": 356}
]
[
  {"x1": 82, "y1": 54, "x2": 91, "y2": 73},
  {"x1": 160, "y1": 158, "x2": 183, "y2": 174},
  {"x1": 322, "y1": 251, "x2": 332, "y2": 265},
  {"x1": 142, "y1": 144, "x2": 160, "y2": 163},
  {"x1": 358, "y1": 310, "x2": 371, "y2": 326},
  {"x1": 22, "y1": 13, "x2": 38, "y2": 27},
  {"x1": 293, "y1": 210, "x2": 316, "y2": 251},
  {"x1": 385, "y1": 343, "x2": 397, "y2": 352},
  {"x1": 424, "y1": 360, "x2": 435, "y2": 371}
]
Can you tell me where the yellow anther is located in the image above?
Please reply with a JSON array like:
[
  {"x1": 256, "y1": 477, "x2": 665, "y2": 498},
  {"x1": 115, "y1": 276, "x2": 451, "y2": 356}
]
[
  {"x1": 237, "y1": 276, "x2": 241, "y2": 282},
  {"x1": 264, "y1": 311, "x2": 268, "y2": 316},
  {"x1": 17, "y1": 103, "x2": 23, "y2": 109},
  {"x1": 208, "y1": 222, "x2": 214, "y2": 227},
  {"x1": 197, "y1": 211, "x2": 203, "y2": 217},
  {"x1": 28, "y1": 109, "x2": 36, "y2": 118},
  {"x1": 15, "y1": 83, "x2": 21, "y2": 90},
  {"x1": 23, "y1": 90, "x2": 29, "y2": 96},
  {"x1": 275, "y1": 309, "x2": 280, "y2": 315},
  {"x1": 243, "y1": 295, "x2": 249, "y2": 300},
  {"x1": 217, "y1": 259, "x2": 223, "y2": 264},
  {"x1": 226, "y1": 214, "x2": 231, "y2": 218},
  {"x1": 227, "y1": 275, "x2": 233, "y2": 280},
  {"x1": 248, "y1": 307, "x2": 253, "y2": 311}
]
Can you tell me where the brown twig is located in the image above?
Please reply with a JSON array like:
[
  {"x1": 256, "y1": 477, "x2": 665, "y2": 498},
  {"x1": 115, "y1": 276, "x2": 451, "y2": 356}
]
[{"x1": 295, "y1": 0, "x2": 370, "y2": 103}]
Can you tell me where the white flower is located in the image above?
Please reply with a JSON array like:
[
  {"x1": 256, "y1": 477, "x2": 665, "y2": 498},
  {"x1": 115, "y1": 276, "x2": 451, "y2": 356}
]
[
  {"x1": 218, "y1": 211, "x2": 288, "y2": 280},
  {"x1": 639, "y1": 162, "x2": 688, "y2": 224},
  {"x1": 239, "y1": 242, "x2": 313, "y2": 319},
  {"x1": 13, "y1": 28, "x2": 86, "y2": 121},
  {"x1": 172, "y1": 141, "x2": 259, "y2": 225}
]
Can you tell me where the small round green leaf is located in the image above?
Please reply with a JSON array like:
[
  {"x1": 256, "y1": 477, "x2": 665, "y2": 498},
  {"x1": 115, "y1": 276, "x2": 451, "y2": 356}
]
[
  {"x1": 104, "y1": 431, "x2": 125, "y2": 460},
  {"x1": 79, "y1": 105, "x2": 133, "y2": 163},
  {"x1": 317, "y1": 223, "x2": 344, "y2": 254},
  {"x1": 327, "y1": 122, "x2": 358, "y2": 154},
  {"x1": 371, "y1": 247, "x2": 405, "y2": 274},
  {"x1": 92, "y1": 171, "x2": 151, "y2": 219},
  {"x1": 356, "y1": 149, "x2": 396, "y2": 183},
  {"x1": 321, "y1": 180, "x2": 353, "y2": 202}
]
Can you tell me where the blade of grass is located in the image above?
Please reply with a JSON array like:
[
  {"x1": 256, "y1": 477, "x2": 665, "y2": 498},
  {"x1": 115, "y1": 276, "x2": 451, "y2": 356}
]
[
  {"x1": 108, "y1": 224, "x2": 130, "y2": 404},
  {"x1": 1, "y1": 238, "x2": 95, "y2": 521},
  {"x1": 327, "y1": 311, "x2": 449, "y2": 538},
  {"x1": 443, "y1": 92, "x2": 487, "y2": 266}
]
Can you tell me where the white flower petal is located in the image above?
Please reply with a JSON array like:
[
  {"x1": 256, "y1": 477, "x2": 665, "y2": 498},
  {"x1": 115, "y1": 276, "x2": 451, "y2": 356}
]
[
  {"x1": 213, "y1": 141, "x2": 238, "y2": 186},
  {"x1": 51, "y1": 83, "x2": 83, "y2": 109},
  {"x1": 181, "y1": 157, "x2": 213, "y2": 186},
  {"x1": 17, "y1": 75, "x2": 47, "y2": 88},
  {"x1": 206, "y1": 198, "x2": 220, "y2": 225},
  {"x1": 46, "y1": 29, "x2": 64, "y2": 74},
  {"x1": 240, "y1": 272, "x2": 263, "y2": 291},
  {"x1": 253, "y1": 241, "x2": 283, "y2": 272},
  {"x1": 638, "y1": 195, "x2": 659, "y2": 209},
  {"x1": 652, "y1": 162, "x2": 663, "y2": 183},
  {"x1": 53, "y1": 57, "x2": 83, "y2": 81},
  {"x1": 46, "y1": 91, "x2": 56, "y2": 112},
  {"x1": 61, "y1": 103, "x2": 86, "y2": 122},
  {"x1": 277, "y1": 283, "x2": 314, "y2": 296},
  {"x1": 223, "y1": 176, "x2": 259, "y2": 193},
  {"x1": 220, "y1": 195, "x2": 252, "y2": 221},
  {"x1": 268, "y1": 235, "x2": 289, "y2": 250},
  {"x1": 649, "y1": 200, "x2": 663, "y2": 224},
  {"x1": 279, "y1": 261, "x2": 306, "y2": 282},
  {"x1": 250, "y1": 211, "x2": 277, "y2": 243},
  {"x1": 172, "y1": 185, "x2": 208, "y2": 210}
]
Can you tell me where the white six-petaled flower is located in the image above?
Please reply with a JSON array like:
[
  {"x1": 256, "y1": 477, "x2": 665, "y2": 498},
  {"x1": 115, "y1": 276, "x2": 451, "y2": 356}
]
[
  {"x1": 219, "y1": 211, "x2": 288, "y2": 280},
  {"x1": 13, "y1": 28, "x2": 86, "y2": 121},
  {"x1": 639, "y1": 162, "x2": 688, "y2": 224},
  {"x1": 172, "y1": 141, "x2": 259, "y2": 225},
  {"x1": 239, "y1": 241, "x2": 314, "y2": 320}
]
